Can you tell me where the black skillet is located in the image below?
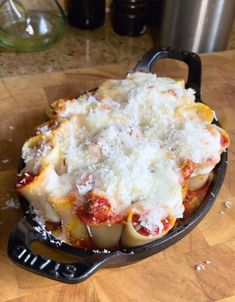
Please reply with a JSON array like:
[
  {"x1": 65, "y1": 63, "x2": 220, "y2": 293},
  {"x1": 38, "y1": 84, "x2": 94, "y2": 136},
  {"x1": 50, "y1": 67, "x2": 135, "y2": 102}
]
[{"x1": 7, "y1": 47, "x2": 228, "y2": 283}]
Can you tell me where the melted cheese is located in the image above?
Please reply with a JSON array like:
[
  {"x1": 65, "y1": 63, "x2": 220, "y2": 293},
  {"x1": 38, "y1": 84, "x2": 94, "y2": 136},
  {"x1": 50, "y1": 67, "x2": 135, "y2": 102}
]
[
  {"x1": 168, "y1": 120, "x2": 221, "y2": 163},
  {"x1": 20, "y1": 72, "x2": 228, "y2": 235},
  {"x1": 138, "y1": 206, "x2": 168, "y2": 235}
]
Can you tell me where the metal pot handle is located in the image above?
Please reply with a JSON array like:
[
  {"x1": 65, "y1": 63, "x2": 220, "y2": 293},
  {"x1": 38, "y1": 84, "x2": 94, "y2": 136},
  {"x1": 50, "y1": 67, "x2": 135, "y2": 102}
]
[
  {"x1": 7, "y1": 217, "x2": 122, "y2": 283},
  {"x1": 134, "y1": 47, "x2": 201, "y2": 100}
]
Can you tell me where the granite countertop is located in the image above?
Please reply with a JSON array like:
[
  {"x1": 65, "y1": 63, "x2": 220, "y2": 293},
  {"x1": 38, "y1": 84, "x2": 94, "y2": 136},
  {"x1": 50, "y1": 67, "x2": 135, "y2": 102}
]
[
  {"x1": 0, "y1": 16, "x2": 234, "y2": 78},
  {"x1": 0, "y1": 17, "x2": 153, "y2": 77}
]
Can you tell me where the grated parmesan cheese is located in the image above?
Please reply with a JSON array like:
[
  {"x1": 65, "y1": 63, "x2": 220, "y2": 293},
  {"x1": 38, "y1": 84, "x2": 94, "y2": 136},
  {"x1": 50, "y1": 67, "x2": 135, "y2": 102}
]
[{"x1": 19, "y1": 72, "x2": 229, "y2": 238}]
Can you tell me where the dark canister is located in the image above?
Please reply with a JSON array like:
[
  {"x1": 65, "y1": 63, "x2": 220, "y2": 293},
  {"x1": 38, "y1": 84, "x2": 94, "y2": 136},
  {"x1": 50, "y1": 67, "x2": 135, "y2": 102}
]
[
  {"x1": 111, "y1": 0, "x2": 148, "y2": 36},
  {"x1": 67, "y1": 0, "x2": 105, "y2": 30}
]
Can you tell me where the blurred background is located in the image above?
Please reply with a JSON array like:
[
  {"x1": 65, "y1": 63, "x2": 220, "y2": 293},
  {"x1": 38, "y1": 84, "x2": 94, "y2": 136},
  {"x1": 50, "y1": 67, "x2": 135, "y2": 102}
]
[
  {"x1": 0, "y1": 0, "x2": 234, "y2": 77},
  {"x1": 59, "y1": 0, "x2": 235, "y2": 53}
]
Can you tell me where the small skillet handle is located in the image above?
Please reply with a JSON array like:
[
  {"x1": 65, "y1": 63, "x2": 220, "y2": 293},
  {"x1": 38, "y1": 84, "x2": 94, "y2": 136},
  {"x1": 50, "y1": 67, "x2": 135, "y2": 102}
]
[
  {"x1": 134, "y1": 47, "x2": 202, "y2": 100},
  {"x1": 7, "y1": 217, "x2": 121, "y2": 283}
]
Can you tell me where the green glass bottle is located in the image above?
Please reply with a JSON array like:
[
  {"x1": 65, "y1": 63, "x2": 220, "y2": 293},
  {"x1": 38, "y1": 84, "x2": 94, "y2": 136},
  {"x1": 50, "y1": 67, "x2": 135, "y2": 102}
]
[{"x1": 0, "y1": 0, "x2": 67, "y2": 51}]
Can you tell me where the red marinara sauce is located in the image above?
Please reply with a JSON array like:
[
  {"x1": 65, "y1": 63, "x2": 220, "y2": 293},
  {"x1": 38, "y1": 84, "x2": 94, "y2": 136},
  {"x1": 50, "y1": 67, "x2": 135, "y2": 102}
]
[
  {"x1": 46, "y1": 221, "x2": 61, "y2": 232},
  {"x1": 34, "y1": 120, "x2": 59, "y2": 136},
  {"x1": 132, "y1": 213, "x2": 171, "y2": 237},
  {"x1": 180, "y1": 160, "x2": 195, "y2": 184},
  {"x1": 220, "y1": 133, "x2": 229, "y2": 148},
  {"x1": 77, "y1": 192, "x2": 124, "y2": 226},
  {"x1": 183, "y1": 177, "x2": 211, "y2": 218},
  {"x1": 15, "y1": 171, "x2": 37, "y2": 190}
]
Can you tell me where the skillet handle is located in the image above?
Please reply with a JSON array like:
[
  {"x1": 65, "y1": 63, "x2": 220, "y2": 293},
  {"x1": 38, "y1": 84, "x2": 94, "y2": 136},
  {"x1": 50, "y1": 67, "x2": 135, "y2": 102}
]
[
  {"x1": 134, "y1": 47, "x2": 201, "y2": 100},
  {"x1": 7, "y1": 217, "x2": 121, "y2": 283}
]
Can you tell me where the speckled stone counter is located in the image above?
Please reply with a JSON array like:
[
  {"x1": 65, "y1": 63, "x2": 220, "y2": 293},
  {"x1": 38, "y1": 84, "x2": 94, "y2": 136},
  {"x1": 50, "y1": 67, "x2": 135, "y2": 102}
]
[
  {"x1": 0, "y1": 16, "x2": 234, "y2": 78},
  {"x1": 0, "y1": 18, "x2": 153, "y2": 77}
]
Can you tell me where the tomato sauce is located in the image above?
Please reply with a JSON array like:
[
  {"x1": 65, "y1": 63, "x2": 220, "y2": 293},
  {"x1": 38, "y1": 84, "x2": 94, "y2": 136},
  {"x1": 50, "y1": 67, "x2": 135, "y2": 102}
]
[
  {"x1": 132, "y1": 213, "x2": 171, "y2": 237},
  {"x1": 180, "y1": 160, "x2": 195, "y2": 184},
  {"x1": 34, "y1": 120, "x2": 59, "y2": 136},
  {"x1": 220, "y1": 134, "x2": 229, "y2": 148},
  {"x1": 183, "y1": 178, "x2": 211, "y2": 218},
  {"x1": 15, "y1": 171, "x2": 37, "y2": 190},
  {"x1": 77, "y1": 192, "x2": 123, "y2": 226},
  {"x1": 69, "y1": 236, "x2": 121, "y2": 251},
  {"x1": 46, "y1": 221, "x2": 61, "y2": 232},
  {"x1": 163, "y1": 89, "x2": 177, "y2": 97}
]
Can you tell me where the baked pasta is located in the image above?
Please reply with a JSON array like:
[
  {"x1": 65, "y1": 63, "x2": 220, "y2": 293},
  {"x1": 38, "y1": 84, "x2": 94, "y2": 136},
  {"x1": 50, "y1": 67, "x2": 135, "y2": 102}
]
[{"x1": 16, "y1": 72, "x2": 230, "y2": 249}]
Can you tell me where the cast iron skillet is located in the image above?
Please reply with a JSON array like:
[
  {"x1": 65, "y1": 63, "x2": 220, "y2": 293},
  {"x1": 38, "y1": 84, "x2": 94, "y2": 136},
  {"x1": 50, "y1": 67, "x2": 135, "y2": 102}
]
[{"x1": 7, "y1": 47, "x2": 228, "y2": 283}]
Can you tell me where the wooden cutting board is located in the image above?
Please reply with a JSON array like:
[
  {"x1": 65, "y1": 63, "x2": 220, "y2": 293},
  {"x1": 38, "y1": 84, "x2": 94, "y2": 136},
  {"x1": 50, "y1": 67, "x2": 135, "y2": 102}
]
[{"x1": 0, "y1": 51, "x2": 235, "y2": 302}]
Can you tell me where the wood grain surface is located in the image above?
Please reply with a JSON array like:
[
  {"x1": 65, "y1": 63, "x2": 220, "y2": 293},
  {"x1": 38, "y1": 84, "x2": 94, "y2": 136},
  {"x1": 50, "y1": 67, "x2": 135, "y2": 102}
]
[{"x1": 0, "y1": 51, "x2": 235, "y2": 302}]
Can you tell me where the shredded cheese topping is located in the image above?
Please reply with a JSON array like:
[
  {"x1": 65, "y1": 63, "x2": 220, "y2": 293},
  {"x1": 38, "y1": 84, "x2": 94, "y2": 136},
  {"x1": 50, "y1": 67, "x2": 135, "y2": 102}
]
[{"x1": 20, "y1": 72, "x2": 228, "y2": 235}]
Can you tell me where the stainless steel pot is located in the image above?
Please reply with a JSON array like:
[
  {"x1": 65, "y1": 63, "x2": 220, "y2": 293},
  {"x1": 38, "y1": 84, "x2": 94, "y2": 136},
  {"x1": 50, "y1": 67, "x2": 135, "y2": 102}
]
[{"x1": 157, "y1": 0, "x2": 235, "y2": 53}]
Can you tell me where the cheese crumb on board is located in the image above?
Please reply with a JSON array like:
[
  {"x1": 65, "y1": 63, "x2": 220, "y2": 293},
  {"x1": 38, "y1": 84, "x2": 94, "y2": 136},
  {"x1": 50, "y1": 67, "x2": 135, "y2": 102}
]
[
  {"x1": 225, "y1": 201, "x2": 232, "y2": 208},
  {"x1": 195, "y1": 264, "x2": 205, "y2": 271},
  {"x1": 1, "y1": 159, "x2": 9, "y2": 164}
]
